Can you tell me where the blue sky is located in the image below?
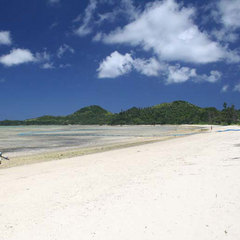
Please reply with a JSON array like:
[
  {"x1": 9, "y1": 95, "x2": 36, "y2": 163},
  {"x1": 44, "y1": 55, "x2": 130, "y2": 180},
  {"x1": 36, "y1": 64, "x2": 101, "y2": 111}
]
[{"x1": 0, "y1": 0, "x2": 240, "y2": 120}]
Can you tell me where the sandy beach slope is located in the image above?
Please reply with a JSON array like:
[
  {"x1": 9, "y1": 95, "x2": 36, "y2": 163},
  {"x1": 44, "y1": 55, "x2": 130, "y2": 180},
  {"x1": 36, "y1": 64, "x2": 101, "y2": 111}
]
[{"x1": 0, "y1": 126, "x2": 240, "y2": 240}]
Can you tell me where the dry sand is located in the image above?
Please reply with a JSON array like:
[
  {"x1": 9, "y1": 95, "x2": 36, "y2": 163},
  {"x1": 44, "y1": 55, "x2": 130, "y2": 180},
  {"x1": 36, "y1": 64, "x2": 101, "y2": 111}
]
[{"x1": 0, "y1": 125, "x2": 240, "y2": 240}]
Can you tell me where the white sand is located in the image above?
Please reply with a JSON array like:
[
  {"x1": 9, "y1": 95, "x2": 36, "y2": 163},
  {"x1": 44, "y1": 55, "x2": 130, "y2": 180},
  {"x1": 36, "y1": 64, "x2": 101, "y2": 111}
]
[{"x1": 0, "y1": 126, "x2": 240, "y2": 240}]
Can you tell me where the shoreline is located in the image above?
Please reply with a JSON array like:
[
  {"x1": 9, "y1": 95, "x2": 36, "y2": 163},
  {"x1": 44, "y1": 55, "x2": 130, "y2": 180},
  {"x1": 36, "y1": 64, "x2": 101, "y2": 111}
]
[
  {"x1": 1, "y1": 125, "x2": 240, "y2": 239},
  {"x1": 0, "y1": 125, "x2": 207, "y2": 169}
]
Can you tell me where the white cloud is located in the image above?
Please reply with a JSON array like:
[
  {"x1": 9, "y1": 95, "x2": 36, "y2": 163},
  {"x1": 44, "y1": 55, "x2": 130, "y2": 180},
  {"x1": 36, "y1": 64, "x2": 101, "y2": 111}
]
[
  {"x1": 133, "y1": 58, "x2": 163, "y2": 77},
  {"x1": 93, "y1": 32, "x2": 103, "y2": 42},
  {"x1": 211, "y1": 29, "x2": 238, "y2": 43},
  {"x1": 167, "y1": 65, "x2": 197, "y2": 84},
  {"x1": 234, "y1": 83, "x2": 240, "y2": 92},
  {"x1": 208, "y1": 71, "x2": 222, "y2": 83},
  {"x1": 98, "y1": 51, "x2": 165, "y2": 78},
  {"x1": 75, "y1": 0, "x2": 138, "y2": 37},
  {"x1": 98, "y1": 51, "x2": 223, "y2": 85},
  {"x1": 41, "y1": 62, "x2": 55, "y2": 69},
  {"x1": 120, "y1": 0, "x2": 138, "y2": 20},
  {"x1": 33, "y1": 49, "x2": 72, "y2": 69},
  {"x1": 166, "y1": 67, "x2": 222, "y2": 84},
  {"x1": 0, "y1": 31, "x2": 12, "y2": 45},
  {"x1": 198, "y1": 70, "x2": 222, "y2": 83},
  {"x1": 221, "y1": 85, "x2": 229, "y2": 92},
  {"x1": 209, "y1": 0, "x2": 240, "y2": 43},
  {"x1": 35, "y1": 50, "x2": 57, "y2": 69},
  {"x1": 75, "y1": 0, "x2": 97, "y2": 36},
  {"x1": 0, "y1": 49, "x2": 36, "y2": 67},
  {"x1": 97, "y1": 51, "x2": 133, "y2": 78},
  {"x1": 35, "y1": 50, "x2": 51, "y2": 62},
  {"x1": 218, "y1": 0, "x2": 240, "y2": 29},
  {"x1": 94, "y1": 0, "x2": 138, "y2": 25},
  {"x1": 0, "y1": 48, "x2": 56, "y2": 68},
  {"x1": 57, "y1": 44, "x2": 75, "y2": 58},
  {"x1": 99, "y1": 0, "x2": 138, "y2": 23},
  {"x1": 224, "y1": 49, "x2": 240, "y2": 63},
  {"x1": 101, "y1": 0, "x2": 226, "y2": 64}
]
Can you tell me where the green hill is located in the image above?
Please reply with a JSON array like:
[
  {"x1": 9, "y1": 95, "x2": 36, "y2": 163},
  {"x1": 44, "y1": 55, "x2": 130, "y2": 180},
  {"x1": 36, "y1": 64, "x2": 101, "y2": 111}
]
[
  {"x1": 24, "y1": 115, "x2": 67, "y2": 125},
  {"x1": 0, "y1": 101, "x2": 239, "y2": 126},
  {"x1": 22, "y1": 105, "x2": 113, "y2": 125},
  {"x1": 66, "y1": 105, "x2": 113, "y2": 125},
  {"x1": 110, "y1": 101, "x2": 212, "y2": 125}
]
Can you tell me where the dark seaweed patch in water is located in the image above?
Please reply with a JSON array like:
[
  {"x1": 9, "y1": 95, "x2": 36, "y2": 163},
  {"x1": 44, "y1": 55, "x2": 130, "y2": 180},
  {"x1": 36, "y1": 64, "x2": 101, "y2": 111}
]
[
  {"x1": 18, "y1": 133, "x2": 167, "y2": 137},
  {"x1": 2, "y1": 138, "x2": 95, "y2": 153},
  {"x1": 2, "y1": 147, "x2": 44, "y2": 153}
]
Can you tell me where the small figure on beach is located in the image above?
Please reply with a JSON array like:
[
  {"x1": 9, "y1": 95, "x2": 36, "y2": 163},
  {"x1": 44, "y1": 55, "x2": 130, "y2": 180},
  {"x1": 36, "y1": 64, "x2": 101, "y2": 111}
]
[
  {"x1": 0, "y1": 152, "x2": 9, "y2": 165},
  {"x1": 211, "y1": 126, "x2": 213, "y2": 131}
]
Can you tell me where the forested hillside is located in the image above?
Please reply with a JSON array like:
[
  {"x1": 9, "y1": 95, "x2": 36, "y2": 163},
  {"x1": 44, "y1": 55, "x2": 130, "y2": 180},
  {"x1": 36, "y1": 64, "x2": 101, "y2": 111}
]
[{"x1": 0, "y1": 101, "x2": 239, "y2": 126}]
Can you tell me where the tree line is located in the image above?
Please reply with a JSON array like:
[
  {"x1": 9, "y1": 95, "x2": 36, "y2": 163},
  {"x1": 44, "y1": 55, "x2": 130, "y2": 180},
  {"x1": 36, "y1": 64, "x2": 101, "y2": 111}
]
[{"x1": 0, "y1": 101, "x2": 239, "y2": 126}]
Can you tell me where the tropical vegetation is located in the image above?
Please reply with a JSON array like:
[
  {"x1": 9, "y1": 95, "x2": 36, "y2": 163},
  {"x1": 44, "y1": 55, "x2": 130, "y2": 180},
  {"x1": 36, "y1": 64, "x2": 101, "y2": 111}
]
[{"x1": 0, "y1": 101, "x2": 239, "y2": 126}]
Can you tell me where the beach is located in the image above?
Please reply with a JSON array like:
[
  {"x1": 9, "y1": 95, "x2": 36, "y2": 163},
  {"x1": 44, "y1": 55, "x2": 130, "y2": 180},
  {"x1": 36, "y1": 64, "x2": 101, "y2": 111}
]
[
  {"x1": 0, "y1": 125, "x2": 240, "y2": 240},
  {"x1": 0, "y1": 125, "x2": 203, "y2": 168}
]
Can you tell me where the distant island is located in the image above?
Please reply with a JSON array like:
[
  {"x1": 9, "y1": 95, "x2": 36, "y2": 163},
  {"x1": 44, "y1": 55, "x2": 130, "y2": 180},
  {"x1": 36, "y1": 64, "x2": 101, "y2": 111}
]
[{"x1": 0, "y1": 101, "x2": 239, "y2": 126}]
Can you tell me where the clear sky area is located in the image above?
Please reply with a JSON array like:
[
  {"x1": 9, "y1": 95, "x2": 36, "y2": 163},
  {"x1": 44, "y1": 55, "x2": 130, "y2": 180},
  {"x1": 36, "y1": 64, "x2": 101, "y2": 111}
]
[{"x1": 0, "y1": 0, "x2": 240, "y2": 120}]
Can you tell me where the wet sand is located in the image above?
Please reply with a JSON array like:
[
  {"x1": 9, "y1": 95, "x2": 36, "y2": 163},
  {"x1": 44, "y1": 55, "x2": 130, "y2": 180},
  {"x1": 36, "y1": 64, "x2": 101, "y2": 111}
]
[
  {"x1": 0, "y1": 125, "x2": 203, "y2": 168},
  {"x1": 0, "y1": 125, "x2": 240, "y2": 239}
]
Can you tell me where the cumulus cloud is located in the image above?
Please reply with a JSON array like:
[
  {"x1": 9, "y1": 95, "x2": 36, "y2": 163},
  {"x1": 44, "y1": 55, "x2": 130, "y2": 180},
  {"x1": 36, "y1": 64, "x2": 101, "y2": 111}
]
[
  {"x1": 100, "y1": 0, "x2": 226, "y2": 64},
  {"x1": 97, "y1": 51, "x2": 133, "y2": 78},
  {"x1": 234, "y1": 83, "x2": 240, "y2": 92},
  {"x1": 57, "y1": 44, "x2": 75, "y2": 58},
  {"x1": 197, "y1": 70, "x2": 222, "y2": 83},
  {"x1": 166, "y1": 67, "x2": 222, "y2": 84},
  {"x1": 0, "y1": 48, "x2": 56, "y2": 68},
  {"x1": 167, "y1": 65, "x2": 197, "y2": 84},
  {"x1": 0, "y1": 49, "x2": 36, "y2": 67},
  {"x1": 98, "y1": 51, "x2": 222, "y2": 85},
  {"x1": 207, "y1": 71, "x2": 222, "y2": 83},
  {"x1": 77, "y1": 0, "x2": 240, "y2": 83},
  {"x1": 0, "y1": 31, "x2": 12, "y2": 45},
  {"x1": 133, "y1": 58, "x2": 163, "y2": 77},
  {"x1": 97, "y1": 51, "x2": 166, "y2": 78}
]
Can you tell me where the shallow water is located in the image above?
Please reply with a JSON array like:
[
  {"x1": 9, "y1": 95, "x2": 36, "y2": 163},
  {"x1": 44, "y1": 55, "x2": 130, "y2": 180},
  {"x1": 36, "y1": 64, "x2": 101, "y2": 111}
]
[
  {"x1": 0, "y1": 125, "x2": 199, "y2": 155},
  {"x1": 217, "y1": 129, "x2": 240, "y2": 132}
]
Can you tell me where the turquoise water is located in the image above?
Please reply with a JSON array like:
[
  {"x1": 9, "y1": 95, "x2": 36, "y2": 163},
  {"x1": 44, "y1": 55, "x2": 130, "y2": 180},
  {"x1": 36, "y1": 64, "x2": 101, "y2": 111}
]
[{"x1": 217, "y1": 129, "x2": 240, "y2": 132}]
